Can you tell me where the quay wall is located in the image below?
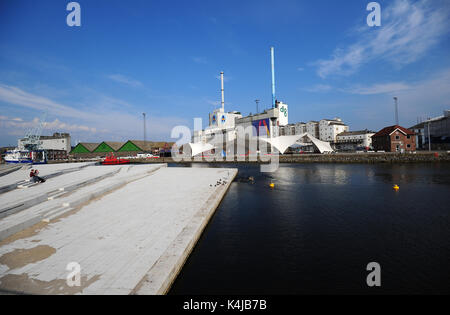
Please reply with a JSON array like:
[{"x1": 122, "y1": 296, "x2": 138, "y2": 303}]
[{"x1": 59, "y1": 152, "x2": 450, "y2": 165}]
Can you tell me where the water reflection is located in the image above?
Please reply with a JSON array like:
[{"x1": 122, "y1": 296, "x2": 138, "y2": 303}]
[
  {"x1": 372, "y1": 164, "x2": 450, "y2": 185},
  {"x1": 169, "y1": 162, "x2": 450, "y2": 186},
  {"x1": 270, "y1": 164, "x2": 350, "y2": 186}
]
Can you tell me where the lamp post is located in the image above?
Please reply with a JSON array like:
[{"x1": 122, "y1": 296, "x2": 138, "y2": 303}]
[
  {"x1": 428, "y1": 119, "x2": 431, "y2": 152},
  {"x1": 143, "y1": 113, "x2": 146, "y2": 152}
]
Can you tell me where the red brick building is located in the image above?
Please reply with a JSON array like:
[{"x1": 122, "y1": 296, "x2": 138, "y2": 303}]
[{"x1": 372, "y1": 125, "x2": 416, "y2": 152}]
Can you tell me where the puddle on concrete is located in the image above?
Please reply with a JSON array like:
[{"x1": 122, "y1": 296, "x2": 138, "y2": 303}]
[
  {"x1": 0, "y1": 273, "x2": 101, "y2": 295},
  {"x1": 0, "y1": 222, "x2": 49, "y2": 247},
  {"x1": 0, "y1": 245, "x2": 56, "y2": 269}
]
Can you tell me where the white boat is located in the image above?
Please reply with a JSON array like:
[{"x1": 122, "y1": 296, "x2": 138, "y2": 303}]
[{"x1": 4, "y1": 149, "x2": 47, "y2": 164}]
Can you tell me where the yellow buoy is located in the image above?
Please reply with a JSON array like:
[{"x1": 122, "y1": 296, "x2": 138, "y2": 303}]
[
  {"x1": 393, "y1": 185, "x2": 400, "y2": 191},
  {"x1": 269, "y1": 183, "x2": 275, "y2": 189}
]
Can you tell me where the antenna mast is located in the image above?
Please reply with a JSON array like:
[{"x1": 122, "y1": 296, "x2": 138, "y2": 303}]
[{"x1": 220, "y1": 71, "x2": 225, "y2": 112}]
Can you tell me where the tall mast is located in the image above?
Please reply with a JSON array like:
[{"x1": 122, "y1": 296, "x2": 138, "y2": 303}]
[
  {"x1": 271, "y1": 47, "x2": 276, "y2": 108},
  {"x1": 220, "y1": 71, "x2": 225, "y2": 112}
]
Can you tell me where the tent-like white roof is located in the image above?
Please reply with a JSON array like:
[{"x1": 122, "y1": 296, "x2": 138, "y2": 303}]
[
  {"x1": 260, "y1": 133, "x2": 334, "y2": 154},
  {"x1": 187, "y1": 142, "x2": 215, "y2": 157},
  {"x1": 187, "y1": 132, "x2": 334, "y2": 157}
]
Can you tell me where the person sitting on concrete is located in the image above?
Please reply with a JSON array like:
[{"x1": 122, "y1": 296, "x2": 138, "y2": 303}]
[{"x1": 31, "y1": 169, "x2": 46, "y2": 183}]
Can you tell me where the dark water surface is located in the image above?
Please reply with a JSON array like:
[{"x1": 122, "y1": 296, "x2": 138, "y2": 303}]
[{"x1": 168, "y1": 163, "x2": 450, "y2": 294}]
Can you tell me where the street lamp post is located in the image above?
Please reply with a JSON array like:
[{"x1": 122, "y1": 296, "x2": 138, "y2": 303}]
[
  {"x1": 143, "y1": 113, "x2": 146, "y2": 152},
  {"x1": 428, "y1": 120, "x2": 431, "y2": 151}
]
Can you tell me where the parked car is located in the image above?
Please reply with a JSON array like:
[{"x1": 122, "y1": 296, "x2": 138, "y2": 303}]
[{"x1": 137, "y1": 153, "x2": 154, "y2": 159}]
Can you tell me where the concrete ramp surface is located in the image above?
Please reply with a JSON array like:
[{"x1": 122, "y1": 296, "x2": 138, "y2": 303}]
[{"x1": 0, "y1": 164, "x2": 237, "y2": 295}]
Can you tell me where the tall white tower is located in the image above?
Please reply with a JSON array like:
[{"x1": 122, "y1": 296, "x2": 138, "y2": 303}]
[{"x1": 220, "y1": 71, "x2": 225, "y2": 112}]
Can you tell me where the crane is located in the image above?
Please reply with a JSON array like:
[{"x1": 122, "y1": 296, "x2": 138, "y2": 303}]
[{"x1": 21, "y1": 111, "x2": 47, "y2": 151}]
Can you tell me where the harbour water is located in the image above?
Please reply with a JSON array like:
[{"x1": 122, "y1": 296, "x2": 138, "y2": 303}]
[{"x1": 169, "y1": 163, "x2": 450, "y2": 294}]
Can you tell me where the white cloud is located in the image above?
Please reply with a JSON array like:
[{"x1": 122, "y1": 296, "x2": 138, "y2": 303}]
[
  {"x1": 340, "y1": 68, "x2": 450, "y2": 128},
  {"x1": 0, "y1": 84, "x2": 90, "y2": 120},
  {"x1": 316, "y1": 0, "x2": 450, "y2": 78},
  {"x1": 0, "y1": 84, "x2": 189, "y2": 143},
  {"x1": 107, "y1": 74, "x2": 143, "y2": 87},
  {"x1": 94, "y1": 95, "x2": 133, "y2": 110},
  {"x1": 45, "y1": 119, "x2": 97, "y2": 133},
  {"x1": 0, "y1": 84, "x2": 135, "y2": 124},
  {"x1": 0, "y1": 115, "x2": 97, "y2": 134},
  {"x1": 346, "y1": 82, "x2": 411, "y2": 95},
  {"x1": 392, "y1": 68, "x2": 450, "y2": 114},
  {"x1": 317, "y1": 46, "x2": 365, "y2": 78}
]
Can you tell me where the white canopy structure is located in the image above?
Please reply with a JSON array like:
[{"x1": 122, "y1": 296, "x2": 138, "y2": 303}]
[
  {"x1": 187, "y1": 142, "x2": 215, "y2": 157},
  {"x1": 259, "y1": 134, "x2": 304, "y2": 154},
  {"x1": 186, "y1": 132, "x2": 334, "y2": 157},
  {"x1": 259, "y1": 133, "x2": 334, "y2": 154},
  {"x1": 301, "y1": 133, "x2": 334, "y2": 154}
]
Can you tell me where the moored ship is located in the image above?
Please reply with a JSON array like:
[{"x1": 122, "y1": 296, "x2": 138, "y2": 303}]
[
  {"x1": 101, "y1": 152, "x2": 130, "y2": 165},
  {"x1": 4, "y1": 149, "x2": 47, "y2": 164}
]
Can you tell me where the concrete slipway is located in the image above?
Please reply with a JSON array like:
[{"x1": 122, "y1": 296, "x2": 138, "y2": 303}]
[{"x1": 0, "y1": 163, "x2": 237, "y2": 294}]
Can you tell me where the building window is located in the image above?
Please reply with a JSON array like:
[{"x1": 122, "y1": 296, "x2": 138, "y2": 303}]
[
  {"x1": 407, "y1": 144, "x2": 411, "y2": 148},
  {"x1": 395, "y1": 135, "x2": 400, "y2": 140},
  {"x1": 407, "y1": 135, "x2": 410, "y2": 139}
]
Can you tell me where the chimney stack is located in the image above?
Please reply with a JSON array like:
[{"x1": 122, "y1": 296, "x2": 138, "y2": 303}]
[
  {"x1": 393, "y1": 97, "x2": 399, "y2": 125},
  {"x1": 271, "y1": 47, "x2": 276, "y2": 109}
]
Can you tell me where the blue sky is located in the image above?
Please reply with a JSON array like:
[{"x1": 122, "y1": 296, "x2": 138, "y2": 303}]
[{"x1": 0, "y1": 0, "x2": 449, "y2": 146}]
